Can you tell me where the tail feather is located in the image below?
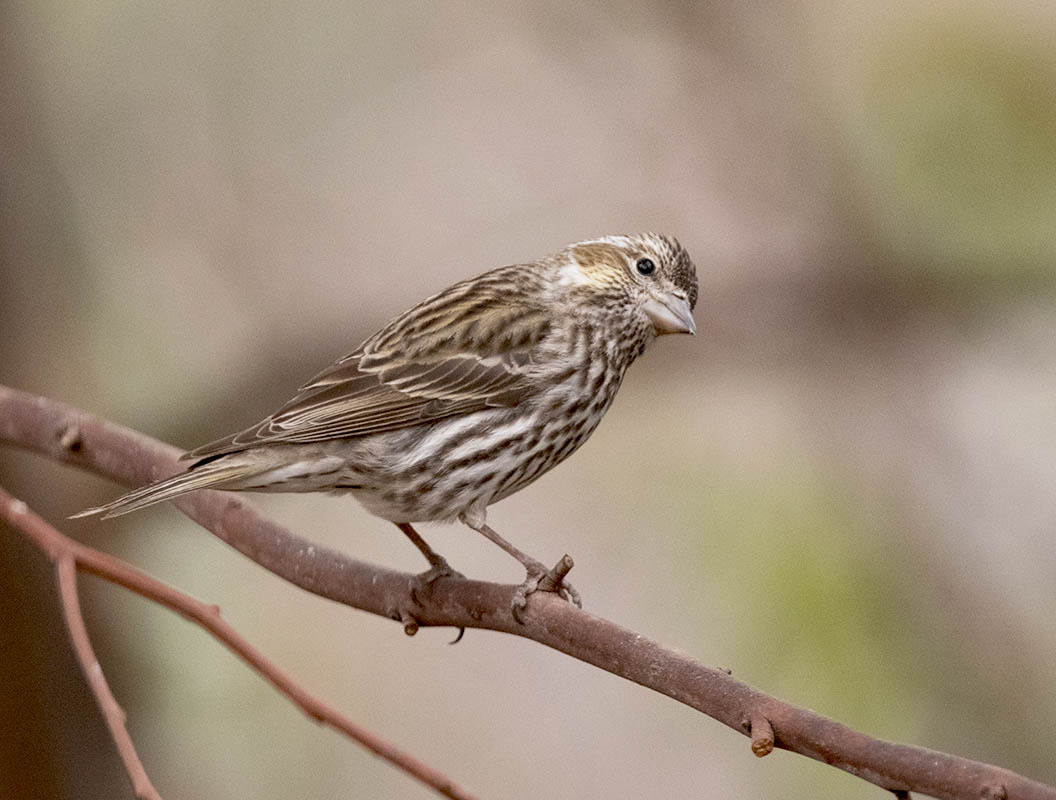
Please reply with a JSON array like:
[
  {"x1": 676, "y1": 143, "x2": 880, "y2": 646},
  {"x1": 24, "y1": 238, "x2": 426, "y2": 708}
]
[{"x1": 70, "y1": 462, "x2": 259, "y2": 520}]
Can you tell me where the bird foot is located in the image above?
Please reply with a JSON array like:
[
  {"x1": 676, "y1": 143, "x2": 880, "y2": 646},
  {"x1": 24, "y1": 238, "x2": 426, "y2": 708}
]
[
  {"x1": 511, "y1": 554, "x2": 581, "y2": 622},
  {"x1": 393, "y1": 556, "x2": 467, "y2": 641},
  {"x1": 408, "y1": 556, "x2": 465, "y2": 607}
]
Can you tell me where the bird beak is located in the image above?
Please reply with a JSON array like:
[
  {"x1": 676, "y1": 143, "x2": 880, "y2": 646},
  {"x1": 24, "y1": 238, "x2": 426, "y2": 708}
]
[{"x1": 643, "y1": 292, "x2": 696, "y2": 335}]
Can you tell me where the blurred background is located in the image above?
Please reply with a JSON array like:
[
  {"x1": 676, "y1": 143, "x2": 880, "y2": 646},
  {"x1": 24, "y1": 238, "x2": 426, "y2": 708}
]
[{"x1": 2, "y1": 1, "x2": 1055, "y2": 797}]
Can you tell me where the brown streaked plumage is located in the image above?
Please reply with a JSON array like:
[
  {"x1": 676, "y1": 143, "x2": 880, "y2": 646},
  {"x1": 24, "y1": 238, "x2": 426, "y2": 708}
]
[{"x1": 74, "y1": 234, "x2": 698, "y2": 612}]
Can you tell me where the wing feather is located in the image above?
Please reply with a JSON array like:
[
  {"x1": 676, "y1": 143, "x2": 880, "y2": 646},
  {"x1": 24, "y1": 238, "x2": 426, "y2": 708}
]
[{"x1": 184, "y1": 274, "x2": 552, "y2": 462}]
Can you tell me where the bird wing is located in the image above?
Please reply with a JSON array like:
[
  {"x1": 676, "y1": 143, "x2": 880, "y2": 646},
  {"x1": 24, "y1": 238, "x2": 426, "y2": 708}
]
[{"x1": 184, "y1": 271, "x2": 552, "y2": 461}]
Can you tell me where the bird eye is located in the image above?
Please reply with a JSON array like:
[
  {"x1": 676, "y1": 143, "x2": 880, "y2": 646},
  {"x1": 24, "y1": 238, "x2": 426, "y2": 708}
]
[{"x1": 635, "y1": 258, "x2": 656, "y2": 276}]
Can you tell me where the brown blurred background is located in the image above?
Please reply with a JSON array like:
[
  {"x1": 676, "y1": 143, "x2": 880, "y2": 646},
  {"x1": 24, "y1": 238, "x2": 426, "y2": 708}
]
[{"x1": 2, "y1": 2, "x2": 1055, "y2": 798}]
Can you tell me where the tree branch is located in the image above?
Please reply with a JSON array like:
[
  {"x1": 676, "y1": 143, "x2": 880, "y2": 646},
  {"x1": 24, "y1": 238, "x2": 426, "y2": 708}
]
[
  {"x1": 0, "y1": 485, "x2": 476, "y2": 800},
  {"x1": 1, "y1": 385, "x2": 1053, "y2": 800},
  {"x1": 55, "y1": 555, "x2": 161, "y2": 800}
]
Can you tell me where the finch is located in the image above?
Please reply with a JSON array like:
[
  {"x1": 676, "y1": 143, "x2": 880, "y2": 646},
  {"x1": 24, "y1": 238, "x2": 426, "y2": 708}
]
[{"x1": 75, "y1": 234, "x2": 698, "y2": 611}]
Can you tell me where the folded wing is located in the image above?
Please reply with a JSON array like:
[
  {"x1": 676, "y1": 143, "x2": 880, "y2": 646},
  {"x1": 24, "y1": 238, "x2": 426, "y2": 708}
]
[{"x1": 185, "y1": 269, "x2": 551, "y2": 462}]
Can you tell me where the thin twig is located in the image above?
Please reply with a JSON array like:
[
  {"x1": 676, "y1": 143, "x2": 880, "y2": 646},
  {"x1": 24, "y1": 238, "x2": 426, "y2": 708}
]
[
  {"x1": 2, "y1": 385, "x2": 1055, "y2": 800},
  {"x1": 55, "y1": 554, "x2": 161, "y2": 800},
  {"x1": 0, "y1": 487, "x2": 476, "y2": 800}
]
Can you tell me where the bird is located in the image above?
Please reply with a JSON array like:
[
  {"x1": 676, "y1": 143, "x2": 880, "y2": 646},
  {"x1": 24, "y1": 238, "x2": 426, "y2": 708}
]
[{"x1": 74, "y1": 233, "x2": 698, "y2": 614}]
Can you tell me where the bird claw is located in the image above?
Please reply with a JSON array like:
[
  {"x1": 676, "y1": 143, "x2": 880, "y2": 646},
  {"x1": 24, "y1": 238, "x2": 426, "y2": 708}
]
[
  {"x1": 397, "y1": 558, "x2": 468, "y2": 642},
  {"x1": 555, "y1": 581, "x2": 581, "y2": 608},
  {"x1": 510, "y1": 575, "x2": 540, "y2": 622},
  {"x1": 511, "y1": 554, "x2": 580, "y2": 622},
  {"x1": 408, "y1": 557, "x2": 464, "y2": 607}
]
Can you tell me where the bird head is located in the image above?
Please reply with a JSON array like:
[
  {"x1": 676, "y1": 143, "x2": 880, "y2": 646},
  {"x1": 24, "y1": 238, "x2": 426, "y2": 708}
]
[{"x1": 560, "y1": 233, "x2": 698, "y2": 337}]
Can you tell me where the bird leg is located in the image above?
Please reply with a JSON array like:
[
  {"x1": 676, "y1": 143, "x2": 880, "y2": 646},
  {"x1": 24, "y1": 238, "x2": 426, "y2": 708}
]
[
  {"x1": 465, "y1": 520, "x2": 581, "y2": 615},
  {"x1": 395, "y1": 522, "x2": 463, "y2": 604}
]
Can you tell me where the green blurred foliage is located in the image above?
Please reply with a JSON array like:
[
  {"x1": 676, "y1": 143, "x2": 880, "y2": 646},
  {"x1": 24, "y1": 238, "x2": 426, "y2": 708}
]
[{"x1": 858, "y1": 17, "x2": 1056, "y2": 284}]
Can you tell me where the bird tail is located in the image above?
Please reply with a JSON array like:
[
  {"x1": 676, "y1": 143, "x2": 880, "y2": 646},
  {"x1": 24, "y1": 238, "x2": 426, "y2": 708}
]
[{"x1": 70, "y1": 461, "x2": 262, "y2": 520}]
